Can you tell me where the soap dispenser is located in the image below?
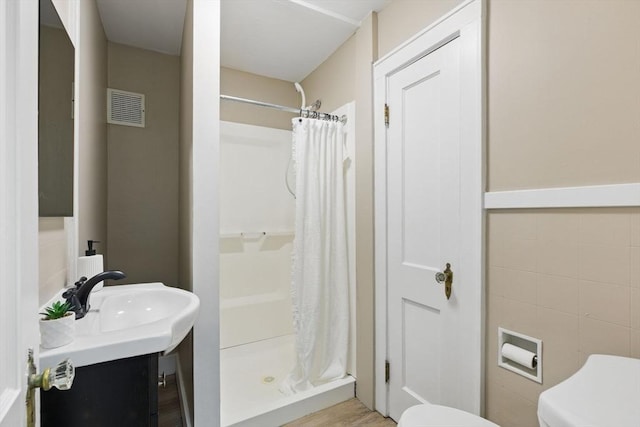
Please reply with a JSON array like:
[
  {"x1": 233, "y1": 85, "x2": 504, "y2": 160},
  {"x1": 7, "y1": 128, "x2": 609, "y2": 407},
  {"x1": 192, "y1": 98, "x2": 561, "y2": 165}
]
[{"x1": 77, "y1": 240, "x2": 105, "y2": 292}]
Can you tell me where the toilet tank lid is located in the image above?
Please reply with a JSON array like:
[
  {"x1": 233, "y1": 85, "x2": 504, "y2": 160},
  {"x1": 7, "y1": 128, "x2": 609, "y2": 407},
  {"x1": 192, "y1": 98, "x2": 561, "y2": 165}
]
[{"x1": 538, "y1": 354, "x2": 640, "y2": 427}]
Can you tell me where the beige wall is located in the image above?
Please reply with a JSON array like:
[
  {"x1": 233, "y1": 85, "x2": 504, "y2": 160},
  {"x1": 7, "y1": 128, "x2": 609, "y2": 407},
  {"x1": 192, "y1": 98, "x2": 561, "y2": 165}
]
[
  {"x1": 77, "y1": 0, "x2": 107, "y2": 261},
  {"x1": 301, "y1": 35, "x2": 357, "y2": 113},
  {"x1": 106, "y1": 42, "x2": 180, "y2": 286},
  {"x1": 220, "y1": 67, "x2": 299, "y2": 130},
  {"x1": 485, "y1": 1, "x2": 640, "y2": 425},
  {"x1": 487, "y1": 208, "x2": 640, "y2": 426},
  {"x1": 39, "y1": 218, "x2": 68, "y2": 305},
  {"x1": 488, "y1": 0, "x2": 640, "y2": 191},
  {"x1": 377, "y1": 0, "x2": 464, "y2": 58},
  {"x1": 179, "y1": 0, "x2": 195, "y2": 420}
]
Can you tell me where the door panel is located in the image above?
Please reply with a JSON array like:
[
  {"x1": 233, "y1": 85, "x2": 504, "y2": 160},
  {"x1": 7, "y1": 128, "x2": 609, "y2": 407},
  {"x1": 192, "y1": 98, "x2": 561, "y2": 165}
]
[
  {"x1": 403, "y1": 299, "x2": 440, "y2": 403},
  {"x1": 401, "y1": 71, "x2": 442, "y2": 269},
  {"x1": 387, "y1": 37, "x2": 461, "y2": 421}
]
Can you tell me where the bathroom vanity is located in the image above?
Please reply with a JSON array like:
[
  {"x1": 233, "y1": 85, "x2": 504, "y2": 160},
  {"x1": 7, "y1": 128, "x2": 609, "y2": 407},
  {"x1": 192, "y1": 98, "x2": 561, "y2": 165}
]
[
  {"x1": 41, "y1": 353, "x2": 159, "y2": 427},
  {"x1": 38, "y1": 283, "x2": 199, "y2": 427}
]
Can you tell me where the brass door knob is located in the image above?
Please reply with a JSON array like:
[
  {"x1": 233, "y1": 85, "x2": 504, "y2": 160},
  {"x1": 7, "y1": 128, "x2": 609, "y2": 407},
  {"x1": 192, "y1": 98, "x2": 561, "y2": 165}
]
[
  {"x1": 435, "y1": 263, "x2": 453, "y2": 300},
  {"x1": 28, "y1": 353, "x2": 74, "y2": 391},
  {"x1": 26, "y1": 349, "x2": 75, "y2": 427}
]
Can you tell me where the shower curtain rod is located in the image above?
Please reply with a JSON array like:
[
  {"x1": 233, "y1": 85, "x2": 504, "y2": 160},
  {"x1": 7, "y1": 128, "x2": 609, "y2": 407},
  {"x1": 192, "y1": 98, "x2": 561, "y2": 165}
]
[{"x1": 220, "y1": 94, "x2": 347, "y2": 124}]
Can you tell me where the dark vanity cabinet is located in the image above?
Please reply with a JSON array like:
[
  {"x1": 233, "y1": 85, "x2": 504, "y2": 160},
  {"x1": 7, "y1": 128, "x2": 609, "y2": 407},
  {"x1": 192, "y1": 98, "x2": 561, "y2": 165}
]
[{"x1": 41, "y1": 353, "x2": 159, "y2": 427}]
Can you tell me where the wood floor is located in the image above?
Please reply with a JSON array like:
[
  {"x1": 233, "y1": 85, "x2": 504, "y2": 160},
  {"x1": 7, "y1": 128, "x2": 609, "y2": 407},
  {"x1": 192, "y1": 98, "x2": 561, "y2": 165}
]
[
  {"x1": 284, "y1": 398, "x2": 397, "y2": 427},
  {"x1": 158, "y1": 374, "x2": 184, "y2": 427},
  {"x1": 159, "y1": 379, "x2": 394, "y2": 427}
]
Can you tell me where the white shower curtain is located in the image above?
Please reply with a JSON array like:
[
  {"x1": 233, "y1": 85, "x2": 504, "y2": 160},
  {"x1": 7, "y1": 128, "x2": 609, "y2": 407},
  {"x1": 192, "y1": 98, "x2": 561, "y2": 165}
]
[{"x1": 280, "y1": 117, "x2": 350, "y2": 394}]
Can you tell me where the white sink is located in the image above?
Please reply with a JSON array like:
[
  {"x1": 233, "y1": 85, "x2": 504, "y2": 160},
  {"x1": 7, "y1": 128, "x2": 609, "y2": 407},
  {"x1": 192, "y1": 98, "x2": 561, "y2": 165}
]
[
  {"x1": 40, "y1": 283, "x2": 199, "y2": 368},
  {"x1": 99, "y1": 287, "x2": 194, "y2": 332}
]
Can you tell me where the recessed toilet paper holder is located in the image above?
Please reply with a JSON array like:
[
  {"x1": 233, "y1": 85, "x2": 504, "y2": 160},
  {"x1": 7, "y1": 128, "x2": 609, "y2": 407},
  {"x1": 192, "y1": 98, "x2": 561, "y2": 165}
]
[{"x1": 498, "y1": 327, "x2": 542, "y2": 383}]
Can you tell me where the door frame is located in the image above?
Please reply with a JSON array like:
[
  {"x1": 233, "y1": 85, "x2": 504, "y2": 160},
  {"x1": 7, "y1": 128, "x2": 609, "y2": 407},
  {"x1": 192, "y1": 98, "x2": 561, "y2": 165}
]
[
  {"x1": 373, "y1": 0, "x2": 485, "y2": 416},
  {"x1": 0, "y1": 0, "x2": 40, "y2": 425}
]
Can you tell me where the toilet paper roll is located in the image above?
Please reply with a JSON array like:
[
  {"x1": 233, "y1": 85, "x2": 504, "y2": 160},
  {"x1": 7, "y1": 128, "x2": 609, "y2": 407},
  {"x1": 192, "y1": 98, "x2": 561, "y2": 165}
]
[
  {"x1": 77, "y1": 255, "x2": 104, "y2": 292},
  {"x1": 501, "y1": 343, "x2": 537, "y2": 369}
]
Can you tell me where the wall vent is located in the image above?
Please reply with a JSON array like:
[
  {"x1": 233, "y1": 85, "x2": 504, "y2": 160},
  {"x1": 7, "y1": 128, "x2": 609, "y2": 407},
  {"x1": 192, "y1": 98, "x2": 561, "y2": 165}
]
[{"x1": 107, "y1": 88, "x2": 145, "y2": 127}]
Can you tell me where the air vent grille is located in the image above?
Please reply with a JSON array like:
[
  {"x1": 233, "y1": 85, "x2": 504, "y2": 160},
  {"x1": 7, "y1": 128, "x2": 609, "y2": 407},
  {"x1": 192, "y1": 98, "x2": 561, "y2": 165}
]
[{"x1": 107, "y1": 88, "x2": 145, "y2": 127}]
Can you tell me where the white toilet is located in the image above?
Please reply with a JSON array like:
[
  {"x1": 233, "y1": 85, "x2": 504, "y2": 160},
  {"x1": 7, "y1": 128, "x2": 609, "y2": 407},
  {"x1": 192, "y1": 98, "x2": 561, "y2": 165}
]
[
  {"x1": 399, "y1": 354, "x2": 640, "y2": 427},
  {"x1": 538, "y1": 354, "x2": 640, "y2": 427},
  {"x1": 398, "y1": 404, "x2": 498, "y2": 427}
]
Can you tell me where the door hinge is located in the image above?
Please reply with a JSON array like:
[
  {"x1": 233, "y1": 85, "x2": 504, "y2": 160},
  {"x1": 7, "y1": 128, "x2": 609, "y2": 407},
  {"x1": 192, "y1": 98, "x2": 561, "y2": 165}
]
[
  {"x1": 384, "y1": 103, "x2": 389, "y2": 127},
  {"x1": 385, "y1": 360, "x2": 390, "y2": 383}
]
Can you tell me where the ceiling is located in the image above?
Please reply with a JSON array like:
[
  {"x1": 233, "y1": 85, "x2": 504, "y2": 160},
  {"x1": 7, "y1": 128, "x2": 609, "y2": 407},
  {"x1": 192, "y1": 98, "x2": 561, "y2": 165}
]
[
  {"x1": 221, "y1": 0, "x2": 390, "y2": 81},
  {"x1": 96, "y1": 0, "x2": 390, "y2": 82},
  {"x1": 96, "y1": 0, "x2": 188, "y2": 56}
]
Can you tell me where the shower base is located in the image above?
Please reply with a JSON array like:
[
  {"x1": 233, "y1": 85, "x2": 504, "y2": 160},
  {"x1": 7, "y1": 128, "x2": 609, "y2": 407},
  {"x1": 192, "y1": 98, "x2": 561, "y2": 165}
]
[{"x1": 220, "y1": 334, "x2": 355, "y2": 427}]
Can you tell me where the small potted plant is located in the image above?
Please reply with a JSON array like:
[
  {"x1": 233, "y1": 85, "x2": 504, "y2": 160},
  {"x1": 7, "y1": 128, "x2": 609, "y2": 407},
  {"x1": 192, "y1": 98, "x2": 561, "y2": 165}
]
[{"x1": 40, "y1": 301, "x2": 76, "y2": 349}]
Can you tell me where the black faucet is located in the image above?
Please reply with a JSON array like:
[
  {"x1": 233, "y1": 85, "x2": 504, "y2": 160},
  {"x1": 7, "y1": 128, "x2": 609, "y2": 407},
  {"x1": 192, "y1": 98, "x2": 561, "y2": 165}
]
[{"x1": 63, "y1": 270, "x2": 126, "y2": 319}]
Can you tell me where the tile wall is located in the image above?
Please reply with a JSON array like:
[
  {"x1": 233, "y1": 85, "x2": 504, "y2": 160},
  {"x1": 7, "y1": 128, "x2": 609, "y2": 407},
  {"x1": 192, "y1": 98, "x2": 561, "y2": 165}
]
[{"x1": 485, "y1": 208, "x2": 640, "y2": 426}]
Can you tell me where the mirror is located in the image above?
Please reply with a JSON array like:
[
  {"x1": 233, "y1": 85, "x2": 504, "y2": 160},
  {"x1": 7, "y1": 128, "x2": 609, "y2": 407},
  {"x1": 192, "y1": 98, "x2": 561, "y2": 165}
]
[{"x1": 39, "y1": 0, "x2": 74, "y2": 216}]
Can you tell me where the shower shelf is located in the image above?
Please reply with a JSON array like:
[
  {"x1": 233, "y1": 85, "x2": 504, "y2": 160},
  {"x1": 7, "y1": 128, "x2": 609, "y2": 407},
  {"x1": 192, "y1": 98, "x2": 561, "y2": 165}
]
[{"x1": 220, "y1": 230, "x2": 294, "y2": 239}]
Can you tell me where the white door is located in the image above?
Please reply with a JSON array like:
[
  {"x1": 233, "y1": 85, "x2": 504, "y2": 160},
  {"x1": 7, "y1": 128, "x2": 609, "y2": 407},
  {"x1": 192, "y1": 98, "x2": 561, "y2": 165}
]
[
  {"x1": 385, "y1": 37, "x2": 463, "y2": 421},
  {"x1": 374, "y1": 0, "x2": 483, "y2": 419},
  {"x1": 0, "y1": 0, "x2": 41, "y2": 425}
]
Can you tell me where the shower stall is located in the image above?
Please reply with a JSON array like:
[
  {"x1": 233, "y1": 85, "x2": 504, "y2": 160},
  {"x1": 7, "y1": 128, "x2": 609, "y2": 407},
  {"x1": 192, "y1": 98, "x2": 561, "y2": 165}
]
[{"x1": 219, "y1": 98, "x2": 356, "y2": 426}]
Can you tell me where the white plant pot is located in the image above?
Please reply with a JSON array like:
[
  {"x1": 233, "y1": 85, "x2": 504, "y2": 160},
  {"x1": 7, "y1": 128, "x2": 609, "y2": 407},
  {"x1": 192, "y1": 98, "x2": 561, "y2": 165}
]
[{"x1": 40, "y1": 312, "x2": 76, "y2": 349}]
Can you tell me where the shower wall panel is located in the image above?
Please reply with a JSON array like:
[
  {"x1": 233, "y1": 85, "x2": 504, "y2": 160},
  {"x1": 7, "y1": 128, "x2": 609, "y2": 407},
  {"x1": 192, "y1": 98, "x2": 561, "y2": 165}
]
[{"x1": 219, "y1": 121, "x2": 295, "y2": 348}]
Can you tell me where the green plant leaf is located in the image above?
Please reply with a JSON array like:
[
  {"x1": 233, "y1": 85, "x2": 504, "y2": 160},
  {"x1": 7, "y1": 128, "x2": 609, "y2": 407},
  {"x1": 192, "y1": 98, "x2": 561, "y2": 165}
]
[{"x1": 40, "y1": 300, "x2": 73, "y2": 320}]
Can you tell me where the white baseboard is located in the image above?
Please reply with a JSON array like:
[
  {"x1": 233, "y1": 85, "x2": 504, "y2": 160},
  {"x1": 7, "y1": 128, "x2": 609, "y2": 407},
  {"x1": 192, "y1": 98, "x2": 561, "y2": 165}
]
[{"x1": 176, "y1": 354, "x2": 193, "y2": 427}]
